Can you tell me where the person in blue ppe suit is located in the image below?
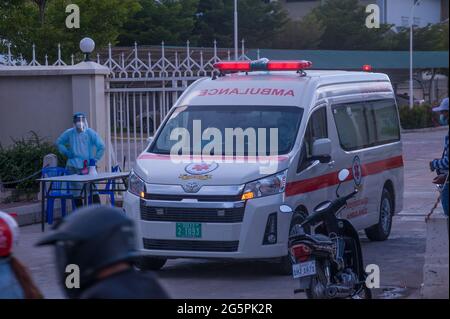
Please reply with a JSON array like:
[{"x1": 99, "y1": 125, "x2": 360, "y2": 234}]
[
  {"x1": 56, "y1": 113, "x2": 105, "y2": 207},
  {"x1": 429, "y1": 98, "x2": 449, "y2": 216}
]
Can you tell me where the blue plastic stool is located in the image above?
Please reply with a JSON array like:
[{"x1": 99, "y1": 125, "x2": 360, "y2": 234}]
[
  {"x1": 42, "y1": 167, "x2": 76, "y2": 225},
  {"x1": 98, "y1": 165, "x2": 121, "y2": 206}
]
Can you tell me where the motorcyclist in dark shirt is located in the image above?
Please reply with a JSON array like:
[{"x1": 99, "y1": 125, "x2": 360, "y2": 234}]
[{"x1": 36, "y1": 205, "x2": 170, "y2": 299}]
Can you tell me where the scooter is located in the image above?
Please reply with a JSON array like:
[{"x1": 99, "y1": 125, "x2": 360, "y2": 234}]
[{"x1": 281, "y1": 169, "x2": 372, "y2": 299}]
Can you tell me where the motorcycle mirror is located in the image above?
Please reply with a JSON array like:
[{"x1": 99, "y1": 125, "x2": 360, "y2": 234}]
[
  {"x1": 338, "y1": 169, "x2": 350, "y2": 182},
  {"x1": 279, "y1": 205, "x2": 293, "y2": 214}
]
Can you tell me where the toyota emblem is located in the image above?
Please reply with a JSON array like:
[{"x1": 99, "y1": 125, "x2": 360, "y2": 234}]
[{"x1": 183, "y1": 181, "x2": 201, "y2": 193}]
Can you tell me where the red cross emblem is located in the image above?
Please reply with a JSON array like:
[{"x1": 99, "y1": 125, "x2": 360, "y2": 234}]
[
  {"x1": 192, "y1": 164, "x2": 210, "y2": 171},
  {"x1": 352, "y1": 156, "x2": 362, "y2": 186},
  {"x1": 353, "y1": 163, "x2": 361, "y2": 180}
]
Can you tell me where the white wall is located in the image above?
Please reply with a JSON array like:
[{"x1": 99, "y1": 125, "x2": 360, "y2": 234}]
[
  {"x1": 0, "y1": 63, "x2": 111, "y2": 171},
  {"x1": 379, "y1": 0, "x2": 442, "y2": 28}
]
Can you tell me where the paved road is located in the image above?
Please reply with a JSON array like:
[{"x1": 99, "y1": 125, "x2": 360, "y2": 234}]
[{"x1": 14, "y1": 128, "x2": 447, "y2": 299}]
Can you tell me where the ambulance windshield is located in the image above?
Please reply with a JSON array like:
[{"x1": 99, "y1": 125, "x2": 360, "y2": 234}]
[{"x1": 150, "y1": 105, "x2": 304, "y2": 156}]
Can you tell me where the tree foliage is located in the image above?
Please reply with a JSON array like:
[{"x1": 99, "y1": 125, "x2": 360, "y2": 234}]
[
  {"x1": 192, "y1": 0, "x2": 288, "y2": 48},
  {"x1": 119, "y1": 0, "x2": 199, "y2": 46},
  {"x1": 272, "y1": 13, "x2": 324, "y2": 49},
  {"x1": 307, "y1": 0, "x2": 393, "y2": 50},
  {"x1": 0, "y1": 0, "x2": 140, "y2": 62},
  {"x1": 388, "y1": 23, "x2": 449, "y2": 51}
]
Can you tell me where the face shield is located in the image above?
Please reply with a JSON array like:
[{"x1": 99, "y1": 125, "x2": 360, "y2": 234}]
[{"x1": 73, "y1": 115, "x2": 88, "y2": 132}]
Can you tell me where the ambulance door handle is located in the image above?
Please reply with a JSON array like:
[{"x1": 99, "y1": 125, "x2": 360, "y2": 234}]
[{"x1": 328, "y1": 160, "x2": 336, "y2": 168}]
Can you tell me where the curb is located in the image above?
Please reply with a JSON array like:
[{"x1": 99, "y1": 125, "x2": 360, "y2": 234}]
[
  {"x1": 3, "y1": 195, "x2": 118, "y2": 227},
  {"x1": 420, "y1": 212, "x2": 449, "y2": 299},
  {"x1": 2, "y1": 201, "x2": 66, "y2": 227},
  {"x1": 401, "y1": 126, "x2": 448, "y2": 134}
]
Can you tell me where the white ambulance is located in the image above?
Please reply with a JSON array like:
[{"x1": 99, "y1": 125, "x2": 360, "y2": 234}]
[{"x1": 123, "y1": 59, "x2": 404, "y2": 273}]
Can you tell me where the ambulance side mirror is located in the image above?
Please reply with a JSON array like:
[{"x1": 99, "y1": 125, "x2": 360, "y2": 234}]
[{"x1": 311, "y1": 138, "x2": 332, "y2": 163}]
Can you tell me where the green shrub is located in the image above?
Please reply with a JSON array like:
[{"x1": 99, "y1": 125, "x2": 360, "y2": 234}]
[
  {"x1": 398, "y1": 104, "x2": 439, "y2": 129},
  {"x1": 0, "y1": 131, "x2": 66, "y2": 194}
]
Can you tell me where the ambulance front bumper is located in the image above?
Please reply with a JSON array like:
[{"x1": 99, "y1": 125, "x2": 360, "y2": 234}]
[{"x1": 123, "y1": 187, "x2": 291, "y2": 259}]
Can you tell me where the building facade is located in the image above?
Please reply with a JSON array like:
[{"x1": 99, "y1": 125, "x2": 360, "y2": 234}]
[
  {"x1": 377, "y1": 0, "x2": 444, "y2": 28},
  {"x1": 275, "y1": 0, "x2": 447, "y2": 27}
]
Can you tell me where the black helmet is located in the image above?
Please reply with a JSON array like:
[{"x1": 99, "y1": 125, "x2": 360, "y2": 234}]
[{"x1": 36, "y1": 205, "x2": 139, "y2": 297}]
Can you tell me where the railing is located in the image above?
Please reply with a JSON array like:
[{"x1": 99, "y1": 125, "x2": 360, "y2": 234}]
[{"x1": 1, "y1": 40, "x2": 256, "y2": 76}]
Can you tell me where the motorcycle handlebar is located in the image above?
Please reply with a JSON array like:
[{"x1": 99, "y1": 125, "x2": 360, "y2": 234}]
[
  {"x1": 335, "y1": 189, "x2": 359, "y2": 209},
  {"x1": 300, "y1": 189, "x2": 359, "y2": 227},
  {"x1": 344, "y1": 189, "x2": 359, "y2": 201}
]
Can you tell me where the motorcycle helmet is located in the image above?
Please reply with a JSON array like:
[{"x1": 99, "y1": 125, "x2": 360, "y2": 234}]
[
  {"x1": 36, "y1": 205, "x2": 139, "y2": 297},
  {"x1": 0, "y1": 211, "x2": 19, "y2": 257}
]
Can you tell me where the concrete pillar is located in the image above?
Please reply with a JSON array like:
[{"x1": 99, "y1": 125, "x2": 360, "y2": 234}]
[{"x1": 70, "y1": 62, "x2": 111, "y2": 171}]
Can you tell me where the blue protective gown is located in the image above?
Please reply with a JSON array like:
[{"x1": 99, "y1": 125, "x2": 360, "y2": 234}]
[
  {"x1": 56, "y1": 128, "x2": 105, "y2": 197},
  {"x1": 56, "y1": 128, "x2": 105, "y2": 169}
]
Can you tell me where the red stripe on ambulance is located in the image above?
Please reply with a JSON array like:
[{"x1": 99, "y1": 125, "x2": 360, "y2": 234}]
[{"x1": 286, "y1": 155, "x2": 403, "y2": 196}]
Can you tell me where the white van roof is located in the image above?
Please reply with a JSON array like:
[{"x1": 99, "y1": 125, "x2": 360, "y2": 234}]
[{"x1": 175, "y1": 70, "x2": 393, "y2": 108}]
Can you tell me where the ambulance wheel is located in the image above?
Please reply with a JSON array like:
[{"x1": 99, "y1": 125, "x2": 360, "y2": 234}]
[
  {"x1": 135, "y1": 256, "x2": 167, "y2": 271},
  {"x1": 365, "y1": 188, "x2": 393, "y2": 241},
  {"x1": 278, "y1": 210, "x2": 309, "y2": 276}
]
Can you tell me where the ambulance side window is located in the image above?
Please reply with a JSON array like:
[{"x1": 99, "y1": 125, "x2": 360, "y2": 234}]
[
  {"x1": 332, "y1": 99, "x2": 400, "y2": 151},
  {"x1": 297, "y1": 107, "x2": 328, "y2": 173}
]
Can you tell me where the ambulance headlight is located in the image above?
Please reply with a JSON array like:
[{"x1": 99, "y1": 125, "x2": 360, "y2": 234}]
[
  {"x1": 129, "y1": 171, "x2": 146, "y2": 198},
  {"x1": 241, "y1": 170, "x2": 287, "y2": 200}
]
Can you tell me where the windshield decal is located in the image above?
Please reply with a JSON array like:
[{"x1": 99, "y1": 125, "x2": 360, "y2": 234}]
[{"x1": 185, "y1": 162, "x2": 219, "y2": 175}]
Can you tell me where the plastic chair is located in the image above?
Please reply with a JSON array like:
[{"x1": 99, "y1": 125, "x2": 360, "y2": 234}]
[
  {"x1": 98, "y1": 165, "x2": 121, "y2": 206},
  {"x1": 42, "y1": 167, "x2": 75, "y2": 225}
]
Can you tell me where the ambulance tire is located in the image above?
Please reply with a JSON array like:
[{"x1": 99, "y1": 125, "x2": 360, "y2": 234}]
[
  {"x1": 278, "y1": 210, "x2": 310, "y2": 276},
  {"x1": 135, "y1": 256, "x2": 167, "y2": 271},
  {"x1": 365, "y1": 188, "x2": 393, "y2": 241}
]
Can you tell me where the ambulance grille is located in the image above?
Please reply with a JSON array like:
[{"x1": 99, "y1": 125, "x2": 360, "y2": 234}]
[
  {"x1": 143, "y1": 193, "x2": 242, "y2": 202},
  {"x1": 140, "y1": 204, "x2": 245, "y2": 223},
  {"x1": 143, "y1": 238, "x2": 239, "y2": 252}
]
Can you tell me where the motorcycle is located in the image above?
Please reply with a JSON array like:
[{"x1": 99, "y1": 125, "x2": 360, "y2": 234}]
[{"x1": 281, "y1": 168, "x2": 372, "y2": 299}]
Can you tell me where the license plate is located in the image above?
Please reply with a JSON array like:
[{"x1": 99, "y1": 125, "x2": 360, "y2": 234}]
[
  {"x1": 292, "y1": 260, "x2": 316, "y2": 279},
  {"x1": 176, "y1": 222, "x2": 202, "y2": 238}
]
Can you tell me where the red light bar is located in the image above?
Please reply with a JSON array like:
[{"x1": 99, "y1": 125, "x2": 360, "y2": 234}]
[
  {"x1": 213, "y1": 60, "x2": 312, "y2": 73},
  {"x1": 267, "y1": 60, "x2": 312, "y2": 71},
  {"x1": 362, "y1": 64, "x2": 372, "y2": 72},
  {"x1": 213, "y1": 61, "x2": 251, "y2": 72}
]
